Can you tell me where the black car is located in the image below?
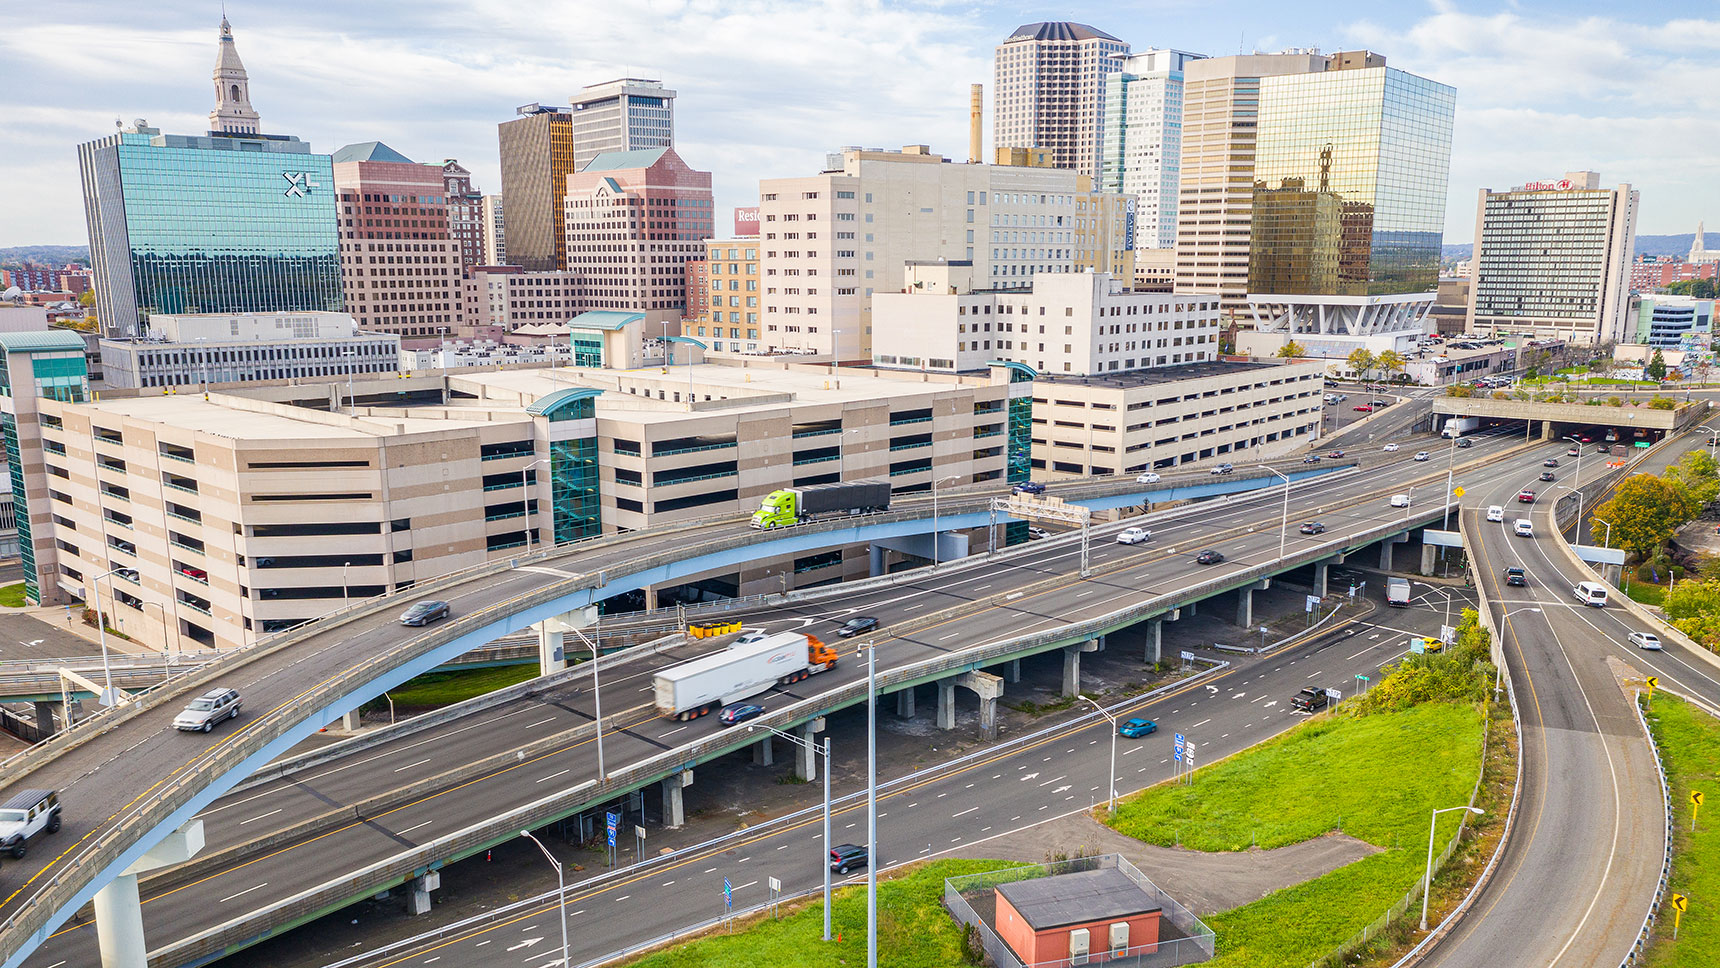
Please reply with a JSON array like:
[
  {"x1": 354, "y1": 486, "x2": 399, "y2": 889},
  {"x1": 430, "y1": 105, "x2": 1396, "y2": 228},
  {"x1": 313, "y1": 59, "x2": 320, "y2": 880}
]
[
  {"x1": 1299, "y1": 522, "x2": 1326, "y2": 535},
  {"x1": 1302, "y1": 455, "x2": 1322, "y2": 464},
  {"x1": 838, "y1": 616, "x2": 880, "y2": 638},
  {"x1": 1540, "y1": 471, "x2": 1555, "y2": 482},
  {"x1": 1543, "y1": 458, "x2": 1559, "y2": 468},
  {"x1": 718, "y1": 703, "x2": 765, "y2": 727},
  {"x1": 1457, "y1": 438, "x2": 1473, "y2": 449},
  {"x1": 1195, "y1": 549, "x2": 1225, "y2": 565},
  {"x1": 1012, "y1": 481, "x2": 1047, "y2": 495},
  {"x1": 1504, "y1": 567, "x2": 1528, "y2": 587},
  {"x1": 399, "y1": 600, "x2": 451, "y2": 627},
  {"x1": 830, "y1": 843, "x2": 869, "y2": 874}
]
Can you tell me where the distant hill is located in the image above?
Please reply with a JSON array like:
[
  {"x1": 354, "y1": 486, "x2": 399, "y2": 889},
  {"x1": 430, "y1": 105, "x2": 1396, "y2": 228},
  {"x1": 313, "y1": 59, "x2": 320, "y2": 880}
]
[
  {"x1": 1442, "y1": 233, "x2": 1701, "y2": 263},
  {"x1": 0, "y1": 245, "x2": 90, "y2": 267}
]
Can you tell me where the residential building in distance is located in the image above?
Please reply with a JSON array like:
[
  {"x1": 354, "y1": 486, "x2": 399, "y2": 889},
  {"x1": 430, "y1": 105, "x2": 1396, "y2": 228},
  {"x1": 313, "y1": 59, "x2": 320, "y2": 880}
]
[
  {"x1": 332, "y1": 142, "x2": 463, "y2": 338},
  {"x1": 872, "y1": 263, "x2": 1220, "y2": 376},
  {"x1": 1630, "y1": 255, "x2": 1717, "y2": 292},
  {"x1": 563, "y1": 147, "x2": 713, "y2": 332},
  {"x1": 0, "y1": 330, "x2": 96, "y2": 604},
  {"x1": 569, "y1": 78, "x2": 676, "y2": 172},
  {"x1": 98, "y1": 311, "x2": 399, "y2": 389},
  {"x1": 691, "y1": 239, "x2": 760, "y2": 354},
  {"x1": 497, "y1": 103, "x2": 575, "y2": 270},
  {"x1": 757, "y1": 144, "x2": 1133, "y2": 361},
  {"x1": 78, "y1": 21, "x2": 342, "y2": 338},
  {"x1": 462, "y1": 265, "x2": 587, "y2": 335},
  {"x1": 1631, "y1": 294, "x2": 1714, "y2": 349},
  {"x1": 1101, "y1": 49, "x2": 1206, "y2": 252},
  {"x1": 0, "y1": 265, "x2": 91, "y2": 295},
  {"x1": 1466, "y1": 171, "x2": 1639, "y2": 344},
  {"x1": 993, "y1": 22, "x2": 1130, "y2": 179},
  {"x1": 442, "y1": 159, "x2": 488, "y2": 271},
  {"x1": 682, "y1": 256, "x2": 711, "y2": 333},
  {"x1": 481, "y1": 194, "x2": 507, "y2": 265}
]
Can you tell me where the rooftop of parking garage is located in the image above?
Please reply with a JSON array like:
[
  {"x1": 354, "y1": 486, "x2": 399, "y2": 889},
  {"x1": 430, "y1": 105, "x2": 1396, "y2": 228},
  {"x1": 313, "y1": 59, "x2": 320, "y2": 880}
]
[
  {"x1": 1033, "y1": 359, "x2": 1316, "y2": 389},
  {"x1": 79, "y1": 393, "x2": 506, "y2": 440}
]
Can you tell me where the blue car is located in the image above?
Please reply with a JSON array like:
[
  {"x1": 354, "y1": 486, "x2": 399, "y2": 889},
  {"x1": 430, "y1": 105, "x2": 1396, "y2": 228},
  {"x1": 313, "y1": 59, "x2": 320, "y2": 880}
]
[{"x1": 1118, "y1": 718, "x2": 1157, "y2": 738}]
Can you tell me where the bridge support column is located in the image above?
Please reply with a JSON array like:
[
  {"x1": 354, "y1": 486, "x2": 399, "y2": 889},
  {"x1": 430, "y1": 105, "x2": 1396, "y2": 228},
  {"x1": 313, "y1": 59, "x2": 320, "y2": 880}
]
[
  {"x1": 955, "y1": 671, "x2": 1004, "y2": 740},
  {"x1": 869, "y1": 543, "x2": 887, "y2": 577},
  {"x1": 1146, "y1": 609, "x2": 1179, "y2": 665},
  {"x1": 794, "y1": 721, "x2": 823, "y2": 781},
  {"x1": 896, "y1": 687, "x2": 916, "y2": 718},
  {"x1": 1380, "y1": 533, "x2": 1409, "y2": 571},
  {"x1": 661, "y1": 770, "x2": 693, "y2": 828},
  {"x1": 1004, "y1": 658, "x2": 1020, "y2": 683},
  {"x1": 752, "y1": 735, "x2": 775, "y2": 766},
  {"x1": 1234, "y1": 579, "x2": 1270, "y2": 627},
  {"x1": 536, "y1": 607, "x2": 598, "y2": 678},
  {"x1": 95, "y1": 820, "x2": 205, "y2": 968},
  {"x1": 1602, "y1": 562, "x2": 1623, "y2": 586},
  {"x1": 342, "y1": 708, "x2": 362, "y2": 731},
  {"x1": 1062, "y1": 640, "x2": 1101, "y2": 698},
  {"x1": 1313, "y1": 561, "x2": 1331, "y2": 597},
  {"x1": 1420, "y1": 542, "x2": 1438, "y2": 576},
  {"x1": 407, "y1": 870, "x2": 440, "y2": 916},
  {"x1": 937, "y1": 680, "x2": 957, "y2": 730},
  {"x1": 32, "y1": 700, "x2": 57, "y2": 737}
]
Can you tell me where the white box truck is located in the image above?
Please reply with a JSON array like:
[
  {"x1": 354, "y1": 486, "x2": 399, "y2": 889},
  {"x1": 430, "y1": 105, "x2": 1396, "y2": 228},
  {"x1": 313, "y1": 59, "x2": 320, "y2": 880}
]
[
  {"x1": 653, "y1": 632, "x2": 840, "y2": 721},
  {"x1": 1385, "y1": 577, "x2": 1412, "y2": 607},
  {"x1": 1441, "y1": 416, "x2": 1481, "y2": 438}
]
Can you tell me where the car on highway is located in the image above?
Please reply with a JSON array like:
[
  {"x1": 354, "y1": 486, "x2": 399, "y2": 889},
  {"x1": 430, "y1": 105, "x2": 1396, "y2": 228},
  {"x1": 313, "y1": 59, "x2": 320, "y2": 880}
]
[
  {"x1": 718, "y1": 702, "x2": 766, "y2": 726},
  {"x1": 1302, "y1": 455, "x2": 1323, "y2": 464},
  {"x1": 0, "y1": 789, "x2": 61, "y2": 861},
  {"x1": 1504, "y1": 567, "x2": 1528, "y2": 587},
  {"x1": 1118, "y1": 717, "x2": 1158, "y2": 738},
  {"x1": 1194, "y1": 549, "x2": 1226, "y2": 565},
  {"x1": 1300, "y1": 521, "x2": 1326, "y2": 535},
  {"x1": 1136, "y1": 472, "x2": 1161, "y2": 484},
  {"x1": 172, "y1": 687, "x2": 242, "y2": 733},
  {"x1": 1573, "y1": 581, "x2": 1609, "y2": 607},
  {"x1": 1514, "y1": 519, "x2": 1534, "y2": 537},
  {"x1": 1517, "y1": 489, "x2": 1536, "y2": 503},
  {"x1": 1457, "y1": 438, "x2": 1473, "y2": 448},
  {"x1": 1210, "y1": 463, "x2": 1235, "y2": 475},
  {"x1": 1597, "y1": 444, "x2": 1611, "y2": 454},
  {"x1": 1116, "y1": 527, "x2": 1152, "y2": 545},
  {"x1": 1290, "y1": 688, "x2": 1330, "y2": 712},
  {"x1": 1353, "y1": 405, "x2": 1374, "y2": 412},
  {"x1": 837, "y1": 616, "x2": 880, "y2": 638},
  {"x1": 1327, "y1": 450, "x2": 1346, "y2": 459},
  {"x1": 1540, "y1": 471, "x2": 1556, "y2": 482},
  {"x1": 1390, "y1": 494, "x2": 1411, "y2": 508},
  {"x1": 1486, "y1": 505, "x2": 1504, "y2": 522},
  {"x1": 1011, "y1": 481, "x2": 1047, "y2": 495},
  {"x1": 831, "y1": 843, "x2": 869, "y2": 874},
  {"x1": 1628, "y1": 631, "x2": 1663, "y2": 651},
  {"x1": 1568, "y1": 447, "x2": 1582, "y2": 457},
  {"x1": 1026, "y1": 526, "x2": 1052, "y2": 541},
  {"x1": 1413, "y1": 451, "x2": 1431, "y2": 461},
  {"x1": 735, "y1": 629, "x2": 770, "y2": 646},
  {"x1": 399, "y1": 600, "x2": 451, "y2": 627},
  {"x1": 1578, "y1": 435, "x2": 1592, "y2": 442},
  {"x1": 1383, "y1": 443, "x2": 1400, "y2": 452},
  {"x1": 1543, "y1": 458, "x2": 1559, "y2": 467}
]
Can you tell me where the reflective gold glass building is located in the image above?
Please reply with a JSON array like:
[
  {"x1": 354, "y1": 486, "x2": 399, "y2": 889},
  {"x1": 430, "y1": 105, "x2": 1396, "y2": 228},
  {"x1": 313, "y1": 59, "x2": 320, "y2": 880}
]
[{"x1": 1248, "y1": 64, "x2": 1455, "y2": 297}]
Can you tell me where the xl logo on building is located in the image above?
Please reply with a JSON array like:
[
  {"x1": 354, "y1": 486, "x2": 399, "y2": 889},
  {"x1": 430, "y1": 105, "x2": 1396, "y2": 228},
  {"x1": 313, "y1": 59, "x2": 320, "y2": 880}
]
[{"x1": 281, "y1": 171, "x2": 321, "y2": 197}]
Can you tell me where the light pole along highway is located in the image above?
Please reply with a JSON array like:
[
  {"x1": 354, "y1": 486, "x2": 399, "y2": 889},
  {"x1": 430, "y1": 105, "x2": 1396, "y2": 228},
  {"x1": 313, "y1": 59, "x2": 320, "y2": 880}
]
[
  {"x1": 748, "y1": 722, "x2": 834, "y2": 941},
  {"x1": 1078, "y1": 695, "x2": 1120, "y2": 815},
  {"x1": 518, "y1": 828, "x2": 570, "y2": 968},
  {"x1": 1422, "y1": 805, "x2": 1483, "y2": 930}
]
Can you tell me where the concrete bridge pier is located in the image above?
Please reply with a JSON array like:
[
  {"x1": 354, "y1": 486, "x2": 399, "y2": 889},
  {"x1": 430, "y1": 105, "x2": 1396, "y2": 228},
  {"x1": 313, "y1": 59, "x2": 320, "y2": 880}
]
[
  {"x1": 535, "y1": 606, "x2": 599, "y2": 677},
  {"x1": 1062, "y1": 640, "x2": 1101, "y2": 697},
  {"x1": 406, "y1": 870, "x2": 440, "y2": 915},
  {"x1": 1602, "y1": 562, "x2": 1623, "y2": 586},
  {"x1": 1420, "y1": 541, "x2": 1438, "y2": 576},
  {"x1": 752, "y1": 735, "x2": 775, "y2": 766},
  {"x1": 1312, "y1": 553, "x2": 1347, "y2": 598},
  {"x1": 957, "y1": 671, "x2": 1004, "y2": 740},
  {"x1": 1146, "y1": 609, "x2": 1181, "y2": 665},
  {"x1": 869, "y1": 543, "x2": 887, "y2": 577},
  {"x1": 794, "y1": 721, "x2": 824, "y2": 781},
  {"x1": 1380, "y1": 533, "x2": 1409, "y2": 571},
  {"x1": 32, "y1": 700, "x2": 61, "y2": 737},
  {"x1": 1003, "y1": 658, "x2": 1020, "y2": 683},
  {"x1": 936, "y1": 680, "x2": 957, "y2": 730},
  {"x1": 896, "y1": 686, "x2": 916, "y2": 718},
  {"x1": 94, "y1": 820, "x2": 205, "y2": 968},
  {"x1": 661, "y1": 770, "x2": 693, "y2": 828},
  {"x1": 1234, "y1": 579, "x2": 1271, "y2": 627}
]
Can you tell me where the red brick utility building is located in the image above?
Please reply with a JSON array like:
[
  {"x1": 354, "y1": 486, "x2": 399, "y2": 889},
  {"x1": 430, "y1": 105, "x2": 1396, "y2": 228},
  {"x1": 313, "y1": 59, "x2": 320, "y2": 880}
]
[{"x1": 995, "y1": 867, "x2": 1163, "y2": 965}]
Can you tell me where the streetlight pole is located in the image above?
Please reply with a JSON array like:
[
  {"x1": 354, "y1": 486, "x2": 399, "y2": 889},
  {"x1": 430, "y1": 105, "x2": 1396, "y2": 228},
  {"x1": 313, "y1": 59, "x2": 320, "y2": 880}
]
[
  {"x1": 89, "y1": 567, "x2": 126, "y2": 706},
  {"x1": 342, "y1": 561, "x2": 351, "y2": 608},
  {"x1": 931, "y1": 475, "x2": 958, "y2": 568},
  {"x1": 1077, "y1": 695, "x2": 1119, "y2": 814},
  {"x1": 1264, "y1": 468, "x2": 1290, "y2": 561},
  {"x1": 522, "y1": 457, "x2": 550, "y2": 549},
  {"x1": 1421, "y1": 805, "x2": 1484, "y2": 930},
  {"x1": 752, "y1": 723, "x2": 834, "y2": 940},
  {"x1": 1699, "y1": 425, "x2": 1719, "y2": 460},
  {"x1": 343, "y1": 348, "x2": 357, "y2": 415},
  {"x1": 1443, "y1": 432, "x2": 1459, "y2": 531},
  {"x1": 1594, "y1": 518, "x2": 1614, "y2": 549},
  {"x1": 519, "y1": 829, "x2": 570, "y2": 968},
  {"x1": 140, "y1": 601, "x2": 170, "y2": 681},
  {"x1": 866, "y1": 641, "x2": 878, "y2": 968}
]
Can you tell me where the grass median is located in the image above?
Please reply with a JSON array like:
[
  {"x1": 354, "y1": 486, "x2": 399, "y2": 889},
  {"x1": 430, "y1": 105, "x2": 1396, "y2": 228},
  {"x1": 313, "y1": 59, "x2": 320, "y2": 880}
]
[
  {"x1": 0, "y1": 582, "x2": 26, "y2": 608},
  {"x1": 1646, "y1": 692, "x2": 1720, "y2": 966},
  {"x1": 364, "y1": 663, "x2": 539, "y2": 711}
]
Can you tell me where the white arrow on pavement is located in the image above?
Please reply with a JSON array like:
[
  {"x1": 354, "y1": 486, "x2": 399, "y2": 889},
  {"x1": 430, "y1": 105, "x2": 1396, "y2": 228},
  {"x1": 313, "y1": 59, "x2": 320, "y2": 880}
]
[
  {"x1": 1263, "y1": 701, "x2": 1279, "y2": 709},
  {"x1": 1052, "y1": 785, "x2": 1072, "y2": 794},
  {"x1": 1231, "y1": 692, "x2": 1247, "y2": 699},
  {"x1": 508, "y1": 938, "x2": 543, "y2": 952},
  {"x1": 1020, "y1": 772, "x2": 1039, "y2": 782}
]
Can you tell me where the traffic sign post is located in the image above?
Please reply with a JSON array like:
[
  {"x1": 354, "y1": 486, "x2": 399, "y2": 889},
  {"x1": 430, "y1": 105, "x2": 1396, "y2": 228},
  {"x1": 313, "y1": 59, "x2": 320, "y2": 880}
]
[
  {"x1": 1692, "y1": 790, "x2": 1704, "y2": 832},
  {"x1": 636, "y1": 824, "x2": 647, "y2": 864},
  {"x1": 606, "y1": 811, "x2": 619, "y2": 867},
  {"x1": 1184, "y1": 741, "x2": 1195, "y2": 783},
  {"x1": 769, "y1": 876, "x2": 782, "y2": 919},
  {"x1": 1646, "y1": 675, "x2": 1660, "y2": 707},
  {"x1": 1325, "y1": 688, "x2": 1341, "y2": 704},
  {"x1": 1672, "y1": 892, "x2": 1689, "y2": 939},
  {"x1": 724, "y1": 876, "x2": 734, "y2": 931},
  {"x1": 1356, "y1": 673, "x2": 1370, "y2": 696},
  {"x1": 1173, "y1": 732, "x2": 1185, "y2": 781}
]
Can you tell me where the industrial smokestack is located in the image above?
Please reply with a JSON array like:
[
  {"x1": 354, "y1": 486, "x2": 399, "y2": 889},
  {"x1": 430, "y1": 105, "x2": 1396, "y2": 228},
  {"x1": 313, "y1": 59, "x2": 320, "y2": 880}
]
[{"x1": 969, "y1": 84, "x2": 983, "y2": 164}]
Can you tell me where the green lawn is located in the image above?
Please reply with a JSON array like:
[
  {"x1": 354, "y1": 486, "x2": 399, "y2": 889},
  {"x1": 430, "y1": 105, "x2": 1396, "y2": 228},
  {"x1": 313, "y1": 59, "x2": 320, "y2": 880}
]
[
  {"x1": 1107, "y1": 702, "x2": 1488, "y2": 968},
  {"x1": 1646, "y1": 693, "x2": 1720, "y2": 966},
  {"x1": 1627, "y1": 582, "x2": 1669, "y2": 607},
  {"x1": 624, "y1": 858, "x2": 1015, "y2": 968},
  {"x1": 372, "y1": 663, "x2": 540, "y2": 710},
  {"x1": 0, "y1": 582, "x2": 26, "y2": 608}
]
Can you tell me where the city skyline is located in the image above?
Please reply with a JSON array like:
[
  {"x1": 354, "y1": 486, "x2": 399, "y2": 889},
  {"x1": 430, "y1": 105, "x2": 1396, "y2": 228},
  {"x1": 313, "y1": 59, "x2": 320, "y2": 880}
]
[{"x1": 2, "y1": 1, "x2": 1716, "y2": 247}]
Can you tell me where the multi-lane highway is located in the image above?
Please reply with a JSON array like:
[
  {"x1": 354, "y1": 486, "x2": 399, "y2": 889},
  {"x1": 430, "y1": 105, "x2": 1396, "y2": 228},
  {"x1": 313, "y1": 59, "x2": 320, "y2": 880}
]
[{"x1": 13, "y1": 427, "x2": 1560, "y2": 966}]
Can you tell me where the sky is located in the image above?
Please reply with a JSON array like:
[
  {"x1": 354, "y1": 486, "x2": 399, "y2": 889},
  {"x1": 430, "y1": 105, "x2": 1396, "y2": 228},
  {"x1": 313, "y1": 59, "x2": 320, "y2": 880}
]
[{"x1": 2, "y1": 0, "x2": 1716, "y2": 247}]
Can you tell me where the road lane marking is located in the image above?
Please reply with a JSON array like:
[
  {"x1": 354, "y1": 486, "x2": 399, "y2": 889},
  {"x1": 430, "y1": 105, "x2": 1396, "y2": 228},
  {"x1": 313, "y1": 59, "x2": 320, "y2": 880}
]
[
  {"x1": 523, "y1": 717, "x2": 557, "y2": 729},
  {"x1": 400, "y1": 820, "x2": 433, "y2": 835},
  {"x1": 1190, "y1": 718, "x2": 1211, "y2": 728},
  {"x1": 952, "y1": 806, "x2": 979, "y2": 818},
  {"x1": 238, "y1": 809, "x2": 282, "y2": 826},
  {"x1": 393, "y1": 758, "x2": 432, "y2": 773},
  {"x1": 535, "y1": 770, "x2": 570, "y2": 784},
  {"x1": 218, "y1": 883, "x2": 269, "y2": 903}
]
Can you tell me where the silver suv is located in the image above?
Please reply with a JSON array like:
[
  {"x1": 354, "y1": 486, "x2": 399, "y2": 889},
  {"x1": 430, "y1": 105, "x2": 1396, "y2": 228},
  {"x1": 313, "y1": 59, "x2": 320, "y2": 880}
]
[
  {"x1": 0, "y1": 789, "x2": 61, "y2": 861},
  {"x1": 174, "y1": 687, "x2": 242, "y2": 732}
]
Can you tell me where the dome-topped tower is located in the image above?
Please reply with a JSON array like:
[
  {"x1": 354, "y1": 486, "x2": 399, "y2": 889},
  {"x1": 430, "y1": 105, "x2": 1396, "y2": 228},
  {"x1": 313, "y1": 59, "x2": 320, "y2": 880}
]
[{"x1": 209, "y1": 17, "x2": 261, "y2": 135}]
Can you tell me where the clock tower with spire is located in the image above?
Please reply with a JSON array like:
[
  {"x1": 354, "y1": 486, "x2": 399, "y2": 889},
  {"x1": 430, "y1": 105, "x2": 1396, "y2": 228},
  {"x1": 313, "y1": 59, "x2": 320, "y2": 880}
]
[{"x1": 209, "y1": 17, "x2": 261, "y2": 135}]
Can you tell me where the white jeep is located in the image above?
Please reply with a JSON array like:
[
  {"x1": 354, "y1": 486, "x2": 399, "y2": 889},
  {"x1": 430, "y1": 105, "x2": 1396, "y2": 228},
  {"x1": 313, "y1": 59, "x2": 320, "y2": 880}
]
[{"x1": 0, "y1": 789, "x2": 62, "y2": 861}]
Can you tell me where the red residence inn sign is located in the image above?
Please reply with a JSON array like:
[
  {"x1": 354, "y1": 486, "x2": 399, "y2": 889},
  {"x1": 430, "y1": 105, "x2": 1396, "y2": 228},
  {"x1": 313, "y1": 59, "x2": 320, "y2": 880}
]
[{"x1": 734, "y1": 206, "x2": 759, "y2": 236}]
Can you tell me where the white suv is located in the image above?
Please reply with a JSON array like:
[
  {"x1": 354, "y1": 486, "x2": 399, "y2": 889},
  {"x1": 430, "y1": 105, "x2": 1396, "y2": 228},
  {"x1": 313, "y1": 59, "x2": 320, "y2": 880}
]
[{"x1": 0, "y1": 789, "x2": 61, "y2": 861}]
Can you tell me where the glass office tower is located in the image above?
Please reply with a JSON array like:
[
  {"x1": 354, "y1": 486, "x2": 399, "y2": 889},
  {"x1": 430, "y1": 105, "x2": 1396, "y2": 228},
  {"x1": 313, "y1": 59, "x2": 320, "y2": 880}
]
[
  {"x1": 78, "y1": 124, "x2": 343, "y2": 336},
  {"x1": 1248, "y1": 65, "x2": 1455, "y2": 297}
]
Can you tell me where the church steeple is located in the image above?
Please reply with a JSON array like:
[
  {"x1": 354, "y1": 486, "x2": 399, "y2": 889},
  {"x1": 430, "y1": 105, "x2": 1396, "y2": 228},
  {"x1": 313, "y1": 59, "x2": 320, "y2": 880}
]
[{"x1": 209, "y1": 17, "x2": 261, "y2": 135}]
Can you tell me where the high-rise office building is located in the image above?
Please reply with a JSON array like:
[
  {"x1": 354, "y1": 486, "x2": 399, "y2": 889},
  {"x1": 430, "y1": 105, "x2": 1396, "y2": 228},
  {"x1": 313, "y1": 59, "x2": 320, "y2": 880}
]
[
  {"x1": 332, "y1": 142, "x2": 463, "y2": 338},
  {"x1": 497, "y1": 103, "x2": 575, "y2": 270},
  {"x1": 1100, "y1": 49, "x2": 1206, "y2": 254},
  {"x1": 993, "y1": 22, "x2": 1130, "y2": 180},
  {"x1": 1175, "y1": 50, "x2": 1455, "y2": 355},
  {"x1": 78, "y1": 20, "x2": 342, "y2": 337},
  {"x1": 482, "y1": 194, "x2": 507, "y2": 266},
  {"x1": 442, "y1": 159, "x2": 488, "y2": 271},
  {"x1": 1467, "y1": 172, "x2": 1639, "y2": 344},
  {"x1": 569, "y1": 78, "x2": 676, "y2": 172}
]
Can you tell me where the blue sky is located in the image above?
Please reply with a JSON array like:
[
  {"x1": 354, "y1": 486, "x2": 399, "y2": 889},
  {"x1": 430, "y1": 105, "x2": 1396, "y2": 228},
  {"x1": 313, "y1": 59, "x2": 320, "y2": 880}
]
[{"x1": 2, "y1": 0, "x2": 1716, "y2": 246}]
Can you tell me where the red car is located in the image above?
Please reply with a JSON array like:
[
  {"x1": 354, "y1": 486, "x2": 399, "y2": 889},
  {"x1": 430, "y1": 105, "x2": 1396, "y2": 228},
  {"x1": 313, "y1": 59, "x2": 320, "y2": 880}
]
[
  {"x1": 1518, "y1": 489, "x2": 1536, "y2": 503},
  {"x1": 1352, "y1": 405, "x2": 1373, "y2": 412},
  {"x1": 1326, "y1": 450, "x2": 1346, "y2": 459}
]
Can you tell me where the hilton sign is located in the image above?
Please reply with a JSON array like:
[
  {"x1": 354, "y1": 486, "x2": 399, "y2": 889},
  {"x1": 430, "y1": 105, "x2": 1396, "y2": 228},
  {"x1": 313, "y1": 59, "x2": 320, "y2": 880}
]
[{"x1": 1520, "y1": 179, "x2": 1576, "y2": 191}]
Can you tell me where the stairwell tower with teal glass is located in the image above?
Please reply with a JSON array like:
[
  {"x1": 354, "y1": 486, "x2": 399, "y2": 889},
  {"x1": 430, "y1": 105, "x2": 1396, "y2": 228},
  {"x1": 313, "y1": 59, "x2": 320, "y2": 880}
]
[
  {"x1": 525, "y1": 388, "x2": 603, "y2": 542},
  {"x1": 0, "y1": 331, "x2": 92, "y2": 603},
  {"x1": 991, "y1": 361, "x2": 1038, "y2": 545}
]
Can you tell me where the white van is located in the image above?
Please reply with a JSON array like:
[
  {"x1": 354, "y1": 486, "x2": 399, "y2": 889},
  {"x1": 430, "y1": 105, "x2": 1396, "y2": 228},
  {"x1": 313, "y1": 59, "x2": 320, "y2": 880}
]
[
  {"x1": 1514, "y1": 519, "x2": 1533, "y2": 537},
  {"x1": 1572, "y1": 581, "x2": 1609, "y2": 607},
  {"x1": 1485, "y1": 505, "x2": 1504, "y2": 522}
]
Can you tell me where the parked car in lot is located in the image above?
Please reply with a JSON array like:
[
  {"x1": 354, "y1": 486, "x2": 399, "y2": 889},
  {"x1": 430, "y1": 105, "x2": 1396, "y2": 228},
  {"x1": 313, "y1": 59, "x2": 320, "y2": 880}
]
[
  {"x1": 0, "y1": 789, "x2": 61, "y2": 861},
  {"x1": 399, "y1": 600, "x2": 451, "y2": 626},
  {"x1": 178, "y1": 565, "x2": 207, "y2": 581},
  {"x1": 837, "y1": 616, "x2": 879, "y2": 638},
  {"x1": 1011, "y1": 481, "x2": 1046, "y2": 495},
  {"x1": 1135, "y1": 472, "x2": 1161, "y2": 484},
  {"x1": 1517, "y1": 489, "x2": 1536, "y2": 503},
  {"x1": 1413, "y1": 451, "x2": 1431, "y2": 461},
  {"x1": 1117, "y1": 717, "x2": 1158, "y2": 738},
  {"x1": 1353, "y1": 405, "x2": 1374, "y2": 412},
  {"x1": 1383, "y1": 443, "x2": 1400, "y2": 452},
  {"x1": 1390, "y1": 494, "x2": 1411, "y2": 508},
  {"x1": 1194, "y1": 549, "x2": 1226, "y2": 565},
  {"x1": 1504, "y1": 567, "x2": 1528, "y2": 587},
  {"x1": 1290, "y1": 688, "x2": 1330, "y2": 712},
  {"x1": 1210, "y1": 463, "x2": 1234, "y2": 475},
  {"x1": 1628, "y1": 631, "x2": 1663, "y2": 651},
  {"x1": 718, "y1": 702, "x2": 766, "y2": 726},
  {"x1": 1540, "y1": 471, "x2": 1556, "y2": 482},
  {"x1": 1300, "y1": 521, "x2": 1326, "y2": 535},
  {"x1": 1486, "y1": 505, "x2": 1504, "y2": 522},
  {"x1": 830, "y1": 843, "x2": 869, "y2": 874},
  {"x1": 1116, "y1": 527, "x2": 1152, "y2": 545},
  {"x1": 173, "y1": 687, "x2": 242, "y2": 732}
]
